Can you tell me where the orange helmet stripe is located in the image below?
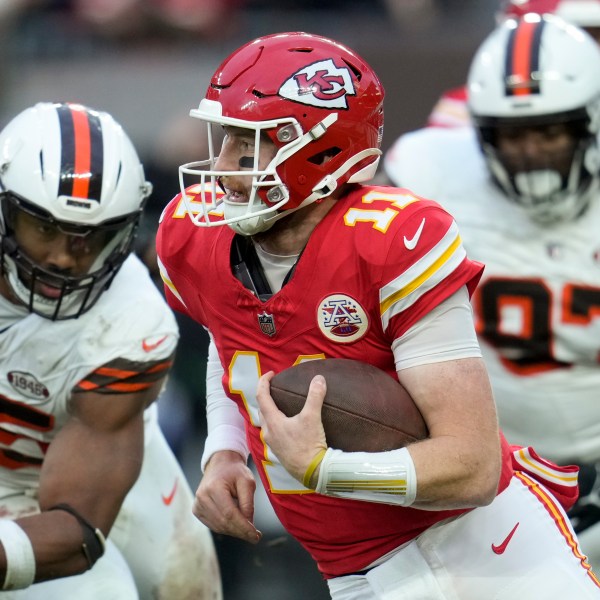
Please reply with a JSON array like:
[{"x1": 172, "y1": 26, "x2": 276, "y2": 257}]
[
  {"x1": 505, "y1": 18, "x2": 545, "y2": 96},
  {"x1": 56, "y1": 103, "x2": 104, "y2": 201}
]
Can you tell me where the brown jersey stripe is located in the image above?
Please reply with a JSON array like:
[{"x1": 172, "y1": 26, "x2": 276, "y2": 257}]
[
  {"x1": 0, "y1": 395, "x2": 53, "y2": 431},
  {"x1": 73, "y1": 356, "x2": 174, "y2": 394},
  {"x1": 89, "y1": 359, "x2": 172, "y2": 380},
  {"x1": 505, "y1": 19, "x2": 544, "y2": 96},
  {"x1": 0, "y1": 448, "x2": 44, "y2": 469},
  {"x1": 0, "y1": 429, "x2": 19, "y2": 445},
  {"x1": 78, "y1": 369, "x2": 169, "y2": 394}
]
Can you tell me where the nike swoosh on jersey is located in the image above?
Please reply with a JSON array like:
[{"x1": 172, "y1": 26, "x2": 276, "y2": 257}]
[
  {"x1": 142, "y1": 335, "x2": 168, "y2": 353},
  {"x1": 492, "y1": 522, "x2": 519, "y2": 555},
  {"x1": 161, "y1": 478, "x2": 179, "y2": 506},
  {"x1": 403, "y1": 218, "x2": 426, "y2": 250}
]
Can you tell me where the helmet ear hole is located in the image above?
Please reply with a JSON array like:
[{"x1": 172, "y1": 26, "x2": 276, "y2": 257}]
[{"x1": 308, "y1": 147, "x2": 342, "y2": 166}]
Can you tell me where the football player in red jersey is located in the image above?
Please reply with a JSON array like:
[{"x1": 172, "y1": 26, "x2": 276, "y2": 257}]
[
  {"x1": 156, "y1": 32, "x2": 599, "y2": 598},
  {"x1": 424, "y1": 0, "x2": 600, "y2": 128},
  {"x1": 0, "y1": 103, "x2": 221, "y2": 598}
]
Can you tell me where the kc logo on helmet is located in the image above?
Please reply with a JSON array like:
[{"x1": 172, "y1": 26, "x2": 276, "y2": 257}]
[{"x1": 278, "y1": 59, "x2": 356, "y2": 110}]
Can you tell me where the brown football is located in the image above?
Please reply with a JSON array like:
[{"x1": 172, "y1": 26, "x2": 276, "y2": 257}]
[{"x1": 270, "y1": 359, "x2": 428, "y2": 452}]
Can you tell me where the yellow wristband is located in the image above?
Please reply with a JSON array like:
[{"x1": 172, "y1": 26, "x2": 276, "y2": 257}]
[{"x1": 303, "y1": 449, "x2": 327, "y2": 489}]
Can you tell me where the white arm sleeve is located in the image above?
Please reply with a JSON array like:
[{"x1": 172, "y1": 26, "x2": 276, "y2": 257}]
[
  {"x1": 315, "y1": 447, "x2": 417, "y2": 506},
  {"x1": 314, "y1": 287, "x2": 480, "y2": 505},
  {"x1": 392, "y1": 285, "x2": 481, "y2": 371},
  {"x1": 201, "y1": 333, "x2": 249, "y2": 472}
]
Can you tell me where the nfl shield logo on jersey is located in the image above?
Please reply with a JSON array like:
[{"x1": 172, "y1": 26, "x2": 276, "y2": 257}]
[{"x1": 258, "y1": 312, "x2": 276, "y2": 337}]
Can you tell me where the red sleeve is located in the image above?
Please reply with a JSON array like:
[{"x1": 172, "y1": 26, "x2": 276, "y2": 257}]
[
  {"x1": 155, "y1": 193, "x2": 208, "y2": 323},
  {"x1": 377, "y1": 200, "x2": 483, "y2": 339}
]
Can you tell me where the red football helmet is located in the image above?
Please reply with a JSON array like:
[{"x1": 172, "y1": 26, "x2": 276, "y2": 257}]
[
  {"x1": 499, "y1": 0, "x2": 600, "y2": 27},
  {"x1": 179, "y1": 32, "x2": 384, "y2": 235}
]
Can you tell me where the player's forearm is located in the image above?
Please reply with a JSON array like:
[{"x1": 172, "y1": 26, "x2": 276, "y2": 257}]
[
  {"x1": 405, "y1": 434, "x2": 502, "y2": 509},
  {"x1": 307, "y1": 433, "x2": 501, "y2": 510},
  {"x1": 0, "y1": 510, "x2": 101, "y2": 589},
  {"x1": 202, "y1": 334, "x2": 250, "y2": 471},
  {"x1": 399, "y1": 358, "x2": 502, "y2": 508}
]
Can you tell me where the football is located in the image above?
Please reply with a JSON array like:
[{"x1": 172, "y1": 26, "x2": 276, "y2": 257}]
[{"x1": 270, "y1": 359, "x2": 428, "y2": 452}]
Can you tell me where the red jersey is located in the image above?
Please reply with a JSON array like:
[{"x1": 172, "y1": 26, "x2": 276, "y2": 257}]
[{"x1": 156, "y1": 184, "x2": 514, "y2": 578}]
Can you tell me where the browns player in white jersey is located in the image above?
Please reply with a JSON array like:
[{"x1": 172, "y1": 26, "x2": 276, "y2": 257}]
[
  {"x1": 156, "y1": 31, "x2": 599, "y2": 598},
  {"x1": 0, "y1": 102, "x2": 221, "y2": 598},
  {"x1": 424, "y1": 0, "x2": 600, "y2": 129},
  {"x1": 385, "y1": 13, "x2": 600, "y2": 572}
]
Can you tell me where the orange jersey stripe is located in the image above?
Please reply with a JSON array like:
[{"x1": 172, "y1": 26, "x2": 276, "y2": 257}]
[
  {"x1": 95, "y1": 366, "x2": 138, "y2": 379},
  {"x1": 106, "y1": 382, "x2": 154, "y2": 393},
  {"x1": 73, "y1": 355, "x2": 175, "y2": 395}
]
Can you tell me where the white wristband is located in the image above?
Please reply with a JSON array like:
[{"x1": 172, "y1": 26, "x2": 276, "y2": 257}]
[
  {"x1": 315, "y1": 446, "x2": 417, "y2": 506},
  {"x1": 0, "y1": 519, "x2": 36, "y2": 590}
]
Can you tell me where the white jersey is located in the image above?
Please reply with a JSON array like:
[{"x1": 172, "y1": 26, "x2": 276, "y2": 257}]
[
  {"x1": 0, "y1": 253, "x2": 178, "y2": 490},
  {"x1": 385, "y1": 127, "x2": 600, "y2": 463},
  {"x1": 0, "y1": 254, "x2": 222, "y2": 598}
]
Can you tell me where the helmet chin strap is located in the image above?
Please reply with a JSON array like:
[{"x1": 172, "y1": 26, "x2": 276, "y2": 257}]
[
  {"x1": 225, "y1": 199, "x2": 274, "y2": 236},
  {"x1": 299, "y1": 148, "x2": 382, "y2": 208}
]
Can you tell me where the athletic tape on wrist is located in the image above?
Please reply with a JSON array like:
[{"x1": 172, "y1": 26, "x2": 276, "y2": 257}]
[
  {"x1": 0, "y1": 519, "x2": 36, "y2": 590},
  {"x1": 303, "y1": 448, "x2": 327, "y2": 489},
  {"x1": 315, "y1": 446, "x2": 417, "y2": 506}
]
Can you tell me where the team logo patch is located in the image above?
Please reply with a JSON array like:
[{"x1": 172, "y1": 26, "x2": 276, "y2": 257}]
[
  {"x1": 258, "y1": 312, "x2": 276, "y2": 337},
  {"x1": 317, "y1": 294, "x2": 369, "y2": 343},
  {"x1": 8, "y1": 371, "x2": 50, "y2": 402},
  {"x1": 278, "y1": 59, "x2": 356, "y2": 109}
]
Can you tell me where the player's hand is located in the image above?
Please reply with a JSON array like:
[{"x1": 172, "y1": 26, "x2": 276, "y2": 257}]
[
  {"x1": 256, "y1": 371, "x2": 328, "y2": 485},
  {"x1": 193, "y1": 450, "x2": 262, "y2": 544}
]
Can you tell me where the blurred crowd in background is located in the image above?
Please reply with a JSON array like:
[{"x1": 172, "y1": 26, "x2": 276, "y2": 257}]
[
  {"x1": 0, "y1": 1, "x2": 496, "y2": 598},
  {"x1": 0, "y1": 0, "x2": 474, "y2": 44}
]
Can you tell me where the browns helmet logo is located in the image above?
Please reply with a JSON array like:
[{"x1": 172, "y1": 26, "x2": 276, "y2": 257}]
[{"x1": 278, "y1": 59, "x2": 356, "y2": 110}]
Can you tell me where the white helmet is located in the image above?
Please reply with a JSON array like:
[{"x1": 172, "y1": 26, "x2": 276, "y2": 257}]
[
  {"x1": 468, "y1": 14, "x2": 600, "y2": 223},
  {"x1": 0, "y1": 102, "x2": 152, "y2": 319},
  {"x1": 499, "y1": 1, "x2": 600, "y2": 28}
]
